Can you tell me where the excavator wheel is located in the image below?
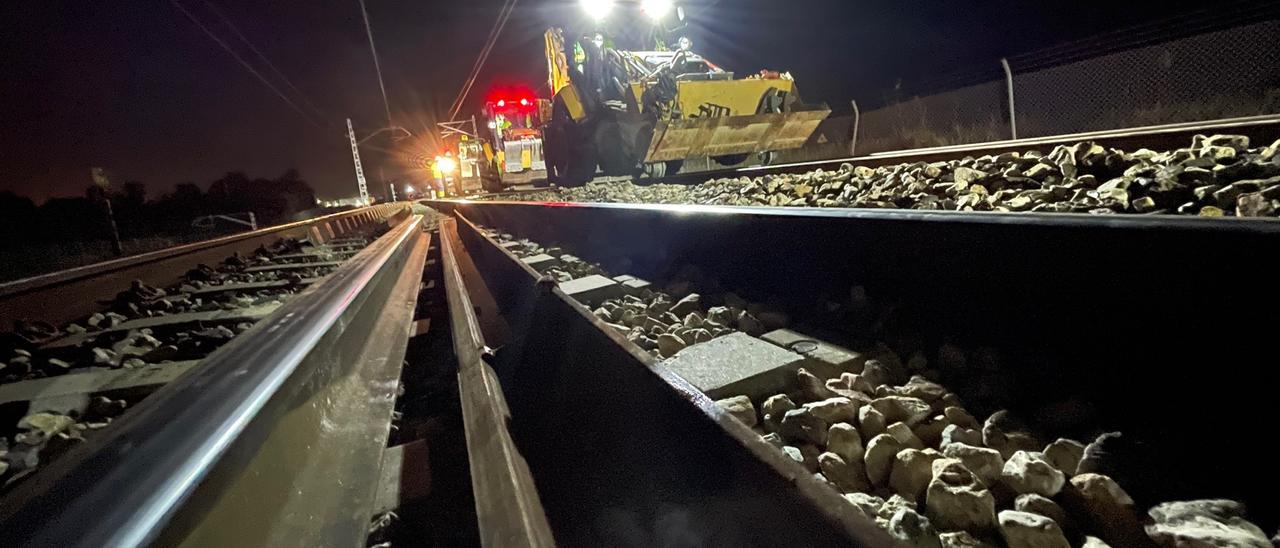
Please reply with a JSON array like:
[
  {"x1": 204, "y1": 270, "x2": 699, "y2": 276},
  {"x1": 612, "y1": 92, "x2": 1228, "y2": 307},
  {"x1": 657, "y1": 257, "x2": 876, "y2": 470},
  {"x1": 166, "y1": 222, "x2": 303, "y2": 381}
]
[
  {"x1": 480, "y1": 175, "x2": 504, "y2": 193},
  {"x1": 641, "y1": 159, "x2": 683, "y2": 180},
  {"x1": 712, "y1": 153, "x2": 750, "y2": 166}
]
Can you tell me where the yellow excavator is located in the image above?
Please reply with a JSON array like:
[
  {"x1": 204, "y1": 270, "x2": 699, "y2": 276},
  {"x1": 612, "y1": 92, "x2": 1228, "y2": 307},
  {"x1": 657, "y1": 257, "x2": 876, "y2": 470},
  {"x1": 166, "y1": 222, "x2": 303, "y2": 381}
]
[{"x1": 542, "y1": 2, "x2": 830, "y2": 186}]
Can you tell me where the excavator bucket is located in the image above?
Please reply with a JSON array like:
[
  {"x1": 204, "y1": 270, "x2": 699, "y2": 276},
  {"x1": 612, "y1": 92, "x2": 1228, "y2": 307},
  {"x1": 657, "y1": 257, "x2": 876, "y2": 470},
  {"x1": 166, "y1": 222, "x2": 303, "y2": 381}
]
[{"x1": 643, "y1": 109, "x2": 831, "y2": 163}]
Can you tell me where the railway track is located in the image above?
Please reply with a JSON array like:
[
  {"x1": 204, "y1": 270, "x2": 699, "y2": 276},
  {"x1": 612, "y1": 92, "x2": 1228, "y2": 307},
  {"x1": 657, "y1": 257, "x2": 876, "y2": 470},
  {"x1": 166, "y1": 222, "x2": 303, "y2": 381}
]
[
  {"x1": 426, "y1": 199, "x2": 1280, "y2": 546},
  {"x1": 2, "y1": 118, "x2": 1279, "y2": 546},
  {"x1": 480, "y1": 114, "x2": 1280, "y2": 218},
  {"x1": 0, "y1": 234, "x2": 377, "y2": 482},
  {"x1": 0, "y1": 204, "x2": 414, "y2": 543}
]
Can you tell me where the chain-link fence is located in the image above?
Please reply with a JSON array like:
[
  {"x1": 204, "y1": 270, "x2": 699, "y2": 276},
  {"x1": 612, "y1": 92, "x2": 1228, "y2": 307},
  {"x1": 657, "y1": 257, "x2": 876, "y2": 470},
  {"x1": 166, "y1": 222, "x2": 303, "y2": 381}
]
[
  {"x1": 856, "y1": 81, "x2": 1008, "y2": 154},
  {"x1": 847, "y1": 18, "x2": 1280, "y2": 155}
]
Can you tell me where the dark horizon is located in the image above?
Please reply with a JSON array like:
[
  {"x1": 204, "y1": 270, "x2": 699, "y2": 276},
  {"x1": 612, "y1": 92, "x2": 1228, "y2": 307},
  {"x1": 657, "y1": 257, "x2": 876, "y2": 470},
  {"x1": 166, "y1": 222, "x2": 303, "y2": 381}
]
[{"x1": 0, "y1": 0, "x2": 1240, "y2": 202}]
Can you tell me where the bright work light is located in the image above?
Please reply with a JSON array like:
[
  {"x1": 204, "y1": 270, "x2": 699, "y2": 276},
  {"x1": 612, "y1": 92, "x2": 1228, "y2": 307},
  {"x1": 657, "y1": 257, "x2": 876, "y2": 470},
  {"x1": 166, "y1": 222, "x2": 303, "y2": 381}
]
[
  {"x1": 435, "y1": 156, "x2": 457, "y2": 173},
  {"x1": 641, "y1": 0, "x2": 672, "y2": 20},
  {"x1": 580, "y1": 0, "x2": 614, "y2": 21}
]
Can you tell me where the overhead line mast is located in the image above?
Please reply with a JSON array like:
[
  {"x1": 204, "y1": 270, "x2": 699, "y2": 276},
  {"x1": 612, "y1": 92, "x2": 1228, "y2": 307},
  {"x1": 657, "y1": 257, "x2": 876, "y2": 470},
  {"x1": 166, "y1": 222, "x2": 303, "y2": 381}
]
[{"x1": 347, "y1": 119, "x2": 371, "y2": 204}]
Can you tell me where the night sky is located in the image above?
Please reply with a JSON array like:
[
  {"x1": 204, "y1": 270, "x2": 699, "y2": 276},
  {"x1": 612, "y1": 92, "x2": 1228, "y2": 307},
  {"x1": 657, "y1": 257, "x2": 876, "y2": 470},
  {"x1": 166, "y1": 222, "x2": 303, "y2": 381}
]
[{"x1": 1, "y1": 0, "x2": 1216, "y2": 202}]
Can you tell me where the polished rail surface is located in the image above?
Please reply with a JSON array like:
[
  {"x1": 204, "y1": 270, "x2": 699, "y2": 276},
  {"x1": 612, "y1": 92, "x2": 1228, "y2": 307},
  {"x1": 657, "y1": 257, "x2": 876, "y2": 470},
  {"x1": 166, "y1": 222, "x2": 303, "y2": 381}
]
[{"x1": 0, "y1": 212, "x2": 427, "y2": 546}]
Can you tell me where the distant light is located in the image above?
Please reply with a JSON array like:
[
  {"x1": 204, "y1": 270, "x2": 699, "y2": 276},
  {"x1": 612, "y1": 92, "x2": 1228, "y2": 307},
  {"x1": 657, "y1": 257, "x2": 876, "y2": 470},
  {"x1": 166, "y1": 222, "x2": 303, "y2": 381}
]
[
  {"x1": 641, "y1": 0, "x2": 672, "y2": 20},
  {"x1": 487, "y1": 121, "x2": 497, "y2": 129},
  {"x1": 580, "y1": 0, "x2": 613, "y2": 21},
  {"x1": 496, "y1": 99, "x2": 506, "y2": 107},
  {"x1": 436, "y1": 156, "x2": 457, "y2": 173},
  {"x1": 519, "y1": 97, "x2": 530, "y2": 106},
  {"x1": 404, "y1": 185, "x2": 414, "y2": 194}
]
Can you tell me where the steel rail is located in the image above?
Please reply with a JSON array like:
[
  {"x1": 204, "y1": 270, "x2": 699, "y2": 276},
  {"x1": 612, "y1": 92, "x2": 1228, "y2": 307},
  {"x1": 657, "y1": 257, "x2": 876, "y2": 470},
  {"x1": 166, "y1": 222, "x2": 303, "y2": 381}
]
[
  {"x1": 476, "y1": 114, "x2": 1280, "y2": 198},
  {"x1": 0, "y1": 203, "x2": 406, "y2": 329},
  {"x1": 744, "y1": 113, "x2": 1280, "y2": 176},
  {"x1": 446, "y1": 210, "x2": 888, "y2": 546},
  {"x1": 428, "y1": 199, "x2": 1280, "y2": 528},
  {"x1": 0, "y1": 213, "x2": 429, "y2": 546},
  {"x1": 430, "y1": 198, "x2": 1280, "y2": 232},
  {"x1": 439, "y1": 217, "x2": 557, "y2": 547}
]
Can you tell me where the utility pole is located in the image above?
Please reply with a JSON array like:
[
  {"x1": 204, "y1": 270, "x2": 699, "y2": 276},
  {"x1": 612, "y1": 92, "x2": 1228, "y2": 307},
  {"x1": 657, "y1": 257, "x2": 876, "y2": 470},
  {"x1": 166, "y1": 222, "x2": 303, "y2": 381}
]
[
  {"x1": 101, "y1": 198, "x2": 123, "y2": 257},
  {"x1": 346, "y1": 118, "x2": 370, "y2": 204},
  {"x1": 90, "y1": 167, "x2": 123, "y2": 256}
]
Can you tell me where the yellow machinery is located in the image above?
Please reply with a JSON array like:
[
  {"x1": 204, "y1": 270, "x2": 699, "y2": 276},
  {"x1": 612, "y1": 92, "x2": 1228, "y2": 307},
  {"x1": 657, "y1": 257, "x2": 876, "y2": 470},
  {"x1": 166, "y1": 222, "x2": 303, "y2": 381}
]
[{"x1": 543, "y1": 25, "x2": 829, "y2": 185}]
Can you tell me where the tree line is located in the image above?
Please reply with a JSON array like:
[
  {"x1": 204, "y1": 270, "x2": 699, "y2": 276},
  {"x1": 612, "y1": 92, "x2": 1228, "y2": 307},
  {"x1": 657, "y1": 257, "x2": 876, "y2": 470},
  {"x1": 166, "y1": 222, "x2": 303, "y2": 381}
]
[{"x1": 0, "y1": 170, "x2": 318, "y2": 249}]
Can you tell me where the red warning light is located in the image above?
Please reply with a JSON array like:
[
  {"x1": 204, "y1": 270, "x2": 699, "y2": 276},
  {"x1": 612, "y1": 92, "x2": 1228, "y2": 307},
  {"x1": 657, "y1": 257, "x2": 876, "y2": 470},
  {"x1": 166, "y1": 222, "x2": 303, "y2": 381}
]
[
  {"x1": 496, "y1": 99, "x2": 506, "y2": 107},
  {"x1": 520, "y1": 98, "x2": 530, "y2": 106}
]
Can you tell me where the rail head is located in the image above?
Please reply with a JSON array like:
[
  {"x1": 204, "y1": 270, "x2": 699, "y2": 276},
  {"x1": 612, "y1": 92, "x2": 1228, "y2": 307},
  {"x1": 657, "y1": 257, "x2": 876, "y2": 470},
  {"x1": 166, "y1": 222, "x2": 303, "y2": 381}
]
[
  {"x1": 439, "y1": 217, "x2": 558, "y2": 548},
  {"x1": 0, "y1": 213, "x2": 425, "y2": 546},
  {"x1": 427, "y1": 198, "x2": 1280, "y2": 236}
]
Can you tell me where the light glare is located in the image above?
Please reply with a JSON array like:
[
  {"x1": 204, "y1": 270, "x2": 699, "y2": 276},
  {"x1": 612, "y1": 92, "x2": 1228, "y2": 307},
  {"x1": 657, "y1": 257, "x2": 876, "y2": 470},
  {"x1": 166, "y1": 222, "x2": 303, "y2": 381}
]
[
  {"x1": 580, "y1": 0, "x2": 614, "y2": 21},
  {"x1": 641, "y1": 0, "x2": 672, "y2": 20},
  {"x1": 435, "y1": 156, "x2": 457, "y2": 173}
]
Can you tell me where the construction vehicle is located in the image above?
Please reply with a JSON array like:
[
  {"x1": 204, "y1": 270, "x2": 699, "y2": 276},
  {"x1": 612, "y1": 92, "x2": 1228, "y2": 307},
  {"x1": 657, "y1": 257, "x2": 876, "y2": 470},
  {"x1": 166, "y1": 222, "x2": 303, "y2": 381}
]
[
  {"x1": 482, "y1": 92, "x2": 550, "y2": 186},
  {"x1": 542, "y1": 1, "x2": 830, "y2": 186},
  {"x1": 435, "y1": 118, "x2": 503, "y2": 194}
]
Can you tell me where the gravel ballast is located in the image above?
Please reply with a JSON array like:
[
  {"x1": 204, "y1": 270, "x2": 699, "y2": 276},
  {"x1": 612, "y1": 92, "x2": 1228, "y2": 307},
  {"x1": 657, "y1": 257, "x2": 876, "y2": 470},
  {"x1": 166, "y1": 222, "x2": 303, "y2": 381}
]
[{"x1": 497, "y1": 135, "x2": 1280, "y2": 218}]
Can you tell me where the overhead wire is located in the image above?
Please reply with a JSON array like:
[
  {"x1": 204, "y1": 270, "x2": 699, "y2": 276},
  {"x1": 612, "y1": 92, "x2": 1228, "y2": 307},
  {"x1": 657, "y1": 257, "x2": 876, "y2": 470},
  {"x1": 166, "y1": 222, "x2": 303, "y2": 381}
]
[
  {"x1": 445, "y1": 0, "x2": 514, "y2": 120},
  {"x1": 446, "y1": 0, "x2": 512, "y2": 116},
  {"x1": 198, "y1": 0, "x2": 330, "y2": 123},
  {"x1": 446, "y1": 0, "x2": 519, "y2": 121},
  {"x1": 357, "y1": 0, "x2": 395, "y2": 129},
  {"x1": 168, "y1": 0, "x2": 327, "y2": 130}
]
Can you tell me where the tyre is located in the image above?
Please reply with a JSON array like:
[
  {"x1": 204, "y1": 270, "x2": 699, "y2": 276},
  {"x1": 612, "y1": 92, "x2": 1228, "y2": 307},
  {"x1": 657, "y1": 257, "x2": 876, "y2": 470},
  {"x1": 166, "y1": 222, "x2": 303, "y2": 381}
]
[
  {"x1": 641, "y1": 159, "x2": 684, "y2": 180},
  {"x1": 712, "y1": 153, "x2": 750, "y2": 166},
  {"x1": 480, "y1": 176, "x2": 503, "y2": 193}
]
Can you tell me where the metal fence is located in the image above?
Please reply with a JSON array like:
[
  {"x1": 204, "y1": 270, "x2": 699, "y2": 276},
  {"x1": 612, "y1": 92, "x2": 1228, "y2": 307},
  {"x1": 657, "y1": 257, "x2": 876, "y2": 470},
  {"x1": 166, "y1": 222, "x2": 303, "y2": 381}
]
[{"x1": 849, "y1": 18, "x2": 1280, "y2": 155}]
